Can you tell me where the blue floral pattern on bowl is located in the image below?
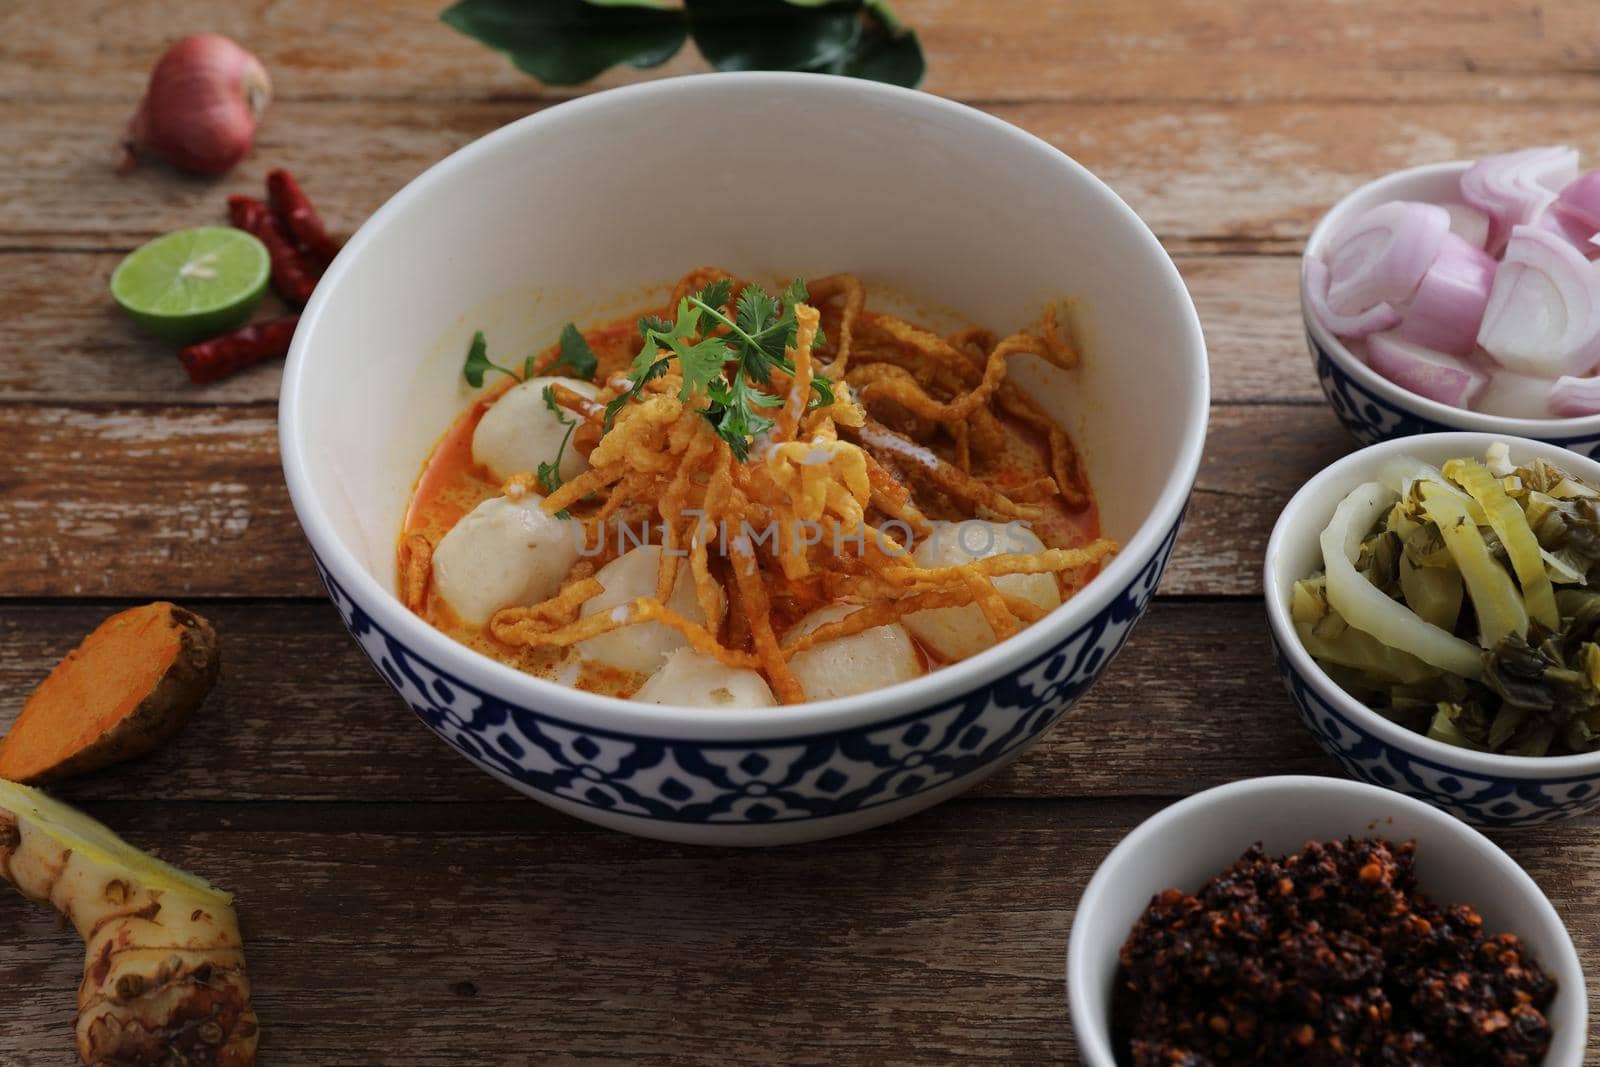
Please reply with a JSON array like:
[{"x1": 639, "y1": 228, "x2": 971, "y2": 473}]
[
  {"x1": 309, "y1": 517, "x2": 1183, "y2": 829},
  {"x1": 1307, "y1": 329, "x2": 1600, "y2": 459},
  {"x1": 1270, "y1": 629, "x2": 1600, "y2": 828}
]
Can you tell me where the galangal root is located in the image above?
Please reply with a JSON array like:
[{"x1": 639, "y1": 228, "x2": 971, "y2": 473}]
[
  {"x1": 0, "y1": 779, "x2": 258, "y2": 1065},
  {"x1": 0, "y1": 602, "x2": 221, "y2": 784}
]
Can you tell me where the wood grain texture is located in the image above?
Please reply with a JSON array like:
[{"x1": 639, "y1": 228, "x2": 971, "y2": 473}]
[
  {"x1": 0, "y1": 402, "x2": 1347, "y2": 600},
  {"x1": 6, "y1": 1, "x2": 1600, "y2": 1063},
  {"x1": 0, "y1": 253, "x2": 1311, "y2": 405},
  {"x1": 0, "y1": 599, "x2": 1335, "y2": 807},
  {"x1": 2, "y1": 0, "x2": 1598, "y2": 105},
  {"x1": 0, "y1": 800, "x2": 1595, "y2": 1066},
  {"x1": 7, "y1": 97, "x2": 1600, "y2": 252}
]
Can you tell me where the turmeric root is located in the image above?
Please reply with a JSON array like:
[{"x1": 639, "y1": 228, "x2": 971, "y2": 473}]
[
  {"x1": 0, "y1": 779, "x2": 258, "y2": 1065},
  {"x1": 0, "y1": 603, "x2": 220, "y2": 783}
]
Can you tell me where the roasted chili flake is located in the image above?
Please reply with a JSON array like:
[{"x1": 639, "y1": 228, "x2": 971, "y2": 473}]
[{"x1": 1111, "y1": 837, "x2": 1557, "y2": 1066}]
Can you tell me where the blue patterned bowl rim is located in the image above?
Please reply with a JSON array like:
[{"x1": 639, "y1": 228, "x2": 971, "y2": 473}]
[
  {"x1": 278, "y1": 72, "x2": 1210, "y2": 743},
  {"x1": 315, "y1": 512, "x2": 1179, "y2": 752},
  {"x1": 1310, "y1": 336, "x2": 1600, "y2": 457},
  {"x1": 1302, "y1": 159, "x2": 1600, "y2": 440},
  {"x1": 1264, "y1": 430, "x2": 1600, "y2": 779}
]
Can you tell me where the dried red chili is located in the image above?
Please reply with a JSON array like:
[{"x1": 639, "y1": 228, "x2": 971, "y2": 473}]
[
  {"x1": 265, "y1": 168, "x2": 341, "y2": 269},
  {"x1": 227, "y1": 194, "x2": 318, "y2": 306},
  {"x1": 177, "y1": 315, "x2": 299, "y2": 385},
  {"x1": 1111, "y1": 837, "x2": 1557, "y2": 1066}
]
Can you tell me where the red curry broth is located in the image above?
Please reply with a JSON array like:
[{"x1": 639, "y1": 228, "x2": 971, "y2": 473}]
[{"x1": 401, "y1": 303, "x2": 1102, "y2": 698}]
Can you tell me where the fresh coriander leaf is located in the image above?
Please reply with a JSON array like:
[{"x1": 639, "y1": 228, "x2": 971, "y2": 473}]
[
  {"x1": 602, "y1": 394, "x2": 631, "y2": 430},
  {"x1": 673, "y1": 334, "x2": 734, "y2": 401},
  {"x1": 522, "y1": 354, "x2": 538, "y2": 380},
  {"x1": 780, "y1": 277, "x2": 809, "y2": 308},
  {"x1": 537, "y1": 385, "x2": 580, "y2": 515},
  {"x1": 462, "y1": 329, "x2": 521, "y2": 387},
  {"x1": 536, "y1": 459, "x2": 562, "y2": 495},
  {"x1": 808, "y1": 374, "x2": 837, "y2": 409},
  {"x1": 735, "y1": 284, "x2": 780, "y2": 342},
  {"x1": 441, "y1": 0, "x2": 687, "y2": 85},
  {"x1": 602, "y1": 355, "x2": 673, "y2": 430},
  {"x1": 549, "y1": 322, "x2": 599, "y2": 378},
  {"x1": 746, "y1": 385, "x2": 785, "y2": 409},
  {"x1": 610, "y1": 278, "x2": 828, "y2": 459},
  {"x1": 541, "y1": 383, "x2": 575, "y2": 422},
  {"x1": 638, "y1": 313, "x2": 672, "y2": 338},
  {"x1": 695, "y1": 278, "x2": 734, "y2": 311}
]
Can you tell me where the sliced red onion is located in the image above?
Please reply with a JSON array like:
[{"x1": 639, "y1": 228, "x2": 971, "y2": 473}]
[
  {"x1": 1534, "y1": 208, "x2": 1599, "y2": 256},
  {"x1": 1554, "y1": 171, "x2": 1600, "y2": 232},
  {"x1": 1550, "y1": 375, "x2": 1600, "y2": 418},
  {"x1": 1477, "y1": 224, "x2": 1600, "y2": 378},
  {"x1": 1366, "y1": 331, "x2": 1488, "y2": 408},
  {"x1": 1393, "y1": 233, "x2": 1496, "y2": 356},
  {"x1": 1460, "y1": 145, "x2": 1579, "y2": 254},
  {"x1": 1477, "y1": 368, "x2": 1557, "y2": 419},
  {"x1": 1444, "y1": 202, "x2": 1491, "y2": 250},
  {"x1": 1324, "y1": 201, "x2": 1451, "y2": 315},
  {"x1": 1303, "y1": 256, "x2": 1401, "y2": 339}
]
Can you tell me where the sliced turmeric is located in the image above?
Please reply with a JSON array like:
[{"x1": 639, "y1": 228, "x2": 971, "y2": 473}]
[
  {"x1": 0, "y1": 603, "x2": 221, "y2": 784},
  {"x1": 0, "y1": 779, "x2": 258, "y2": 1065}
]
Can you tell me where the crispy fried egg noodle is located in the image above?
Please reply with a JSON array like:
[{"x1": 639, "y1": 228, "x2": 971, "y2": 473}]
[{"x1": 402, "y1": 269, "x2": 1118, "y2": 705}]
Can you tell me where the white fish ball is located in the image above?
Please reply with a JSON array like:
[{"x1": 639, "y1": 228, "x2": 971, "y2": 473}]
[
  {"x1": 431, "y1": 493, "x2": 581, "y2": 625},
  {"x1": 903, "y1": 521, "x2": 1061, "y2": 661},
  {"x1": 784, "y1": 603, "x2": 923, "y2": 702},
  {"x1": 472, "y1": 376, "x2": 599, "y2": 483},
  {"x1": 632, "y1": 648, "x2": 777, "y2": 708},
  {"x1": 579, "y1": 545, "x2": 722, "y2": 674}
]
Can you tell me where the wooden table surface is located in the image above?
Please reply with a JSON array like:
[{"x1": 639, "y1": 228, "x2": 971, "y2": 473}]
[{"x1": 4, "y1": 2, "x2": 1600, "y2": 1063}]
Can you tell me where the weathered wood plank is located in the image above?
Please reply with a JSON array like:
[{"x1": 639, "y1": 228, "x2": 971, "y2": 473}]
[
  {"x1": 0, "y1": 252, "x2": 295, "y2": 404},
  {"x1": 5, "y1": 98, "x2": 1600, "y2": 251},
  {"x1": 2, "y1": 0, "x2": 1598, "y2": 106},
  {"x1": 0, "y1": 403, "x2": 309, "y2": 598},
  {"x1": 0, "y1": 252, "x2": 1313, "y2": 406},
  {"x1": 0, "y1": 800, "x2": 1595, "y2": 1065},
  {"x1": 0, "y1": 402, "x2": 1343, "y2": 599},
  {"x1": 0, "y1": 599, "x2": 1332, "y2": 806}
]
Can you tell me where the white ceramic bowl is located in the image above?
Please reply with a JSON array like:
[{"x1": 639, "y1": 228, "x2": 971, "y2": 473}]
[
  {"x1": 1265, "y1": 431, "x2": 1600, "y2": 826},
  {"x1": 1302, "y1": 162, "x2": 1600, "y2": 457},
  {"x1": 1067, "y1": 775, "x2": 1586, "y2": 1066},
  {"x1": 280, "y1": 72, "x2": 1208, "y2": 845}
]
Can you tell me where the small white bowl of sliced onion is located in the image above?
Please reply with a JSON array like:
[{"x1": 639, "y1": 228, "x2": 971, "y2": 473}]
[{"x1": 1303, "y1": 151, "x2": 1600, "y2": 458}]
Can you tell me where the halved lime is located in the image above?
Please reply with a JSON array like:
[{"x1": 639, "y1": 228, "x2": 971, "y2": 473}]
[{"x1": 110, "y1": 226, "x2": 271, "y2": 343}]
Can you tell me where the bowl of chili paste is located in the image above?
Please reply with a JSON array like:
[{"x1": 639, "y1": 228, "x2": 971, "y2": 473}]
[{"x1": 1066, "y1": 776, "x2": 1585, "y2": 1065}]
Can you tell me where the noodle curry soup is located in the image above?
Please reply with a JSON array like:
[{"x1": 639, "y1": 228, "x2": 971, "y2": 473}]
[{"x1": 397, "y1": 268, "x2": 1117, "y2": 707}]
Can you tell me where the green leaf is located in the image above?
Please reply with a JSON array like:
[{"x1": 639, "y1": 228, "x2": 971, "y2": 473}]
[
  {"x1": 805, "y1": 1, "x2": 924, "y2": 87},
  {"x1": 638, "y1": 313, "x2": 673, "y2": 338},
  {"x1": 536, "y1": 384, "x2": 579, "y2": 509},
  {"x1": 462, "y1": 330, "x2": 493, "y2": 387},
  {"x1": 541, "y1": 383, "x2": 578, "y2": 426},
  {"x1": 462, "y1": 329, "x2": 519, "y2": 387},
  {"x1": 808, "y1": 373, "x2": 836, "y2": 409},
  {"x1": 673, "y1": 335, "x2": 734, "y2": 401},
  {"x1": 696, "y1": 278, "x2": 734, "y2": 311},
  {"x1": 441, "y1": 0, "x2": 687, "y2": 85},
  {"x1": 735, "y1": 284, "x2": 780, "y2": 342},
  {"x1": 685, "y1": 0, "x2": 861, "y2": 74},
  {"x1": 549, "y1": 322, "x2": 599, "y2": 378}
]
